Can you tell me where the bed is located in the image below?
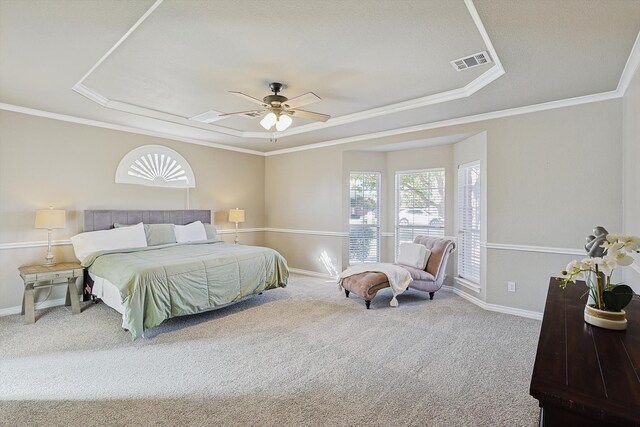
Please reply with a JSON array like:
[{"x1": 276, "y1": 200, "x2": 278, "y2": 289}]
[{"x1": 79, "y1": 210, "x2": 288, "y2": 339}]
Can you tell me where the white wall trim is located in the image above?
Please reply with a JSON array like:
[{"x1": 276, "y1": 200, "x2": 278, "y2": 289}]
[
  {"x1": 0, "y1": 297, "x2": 67, "y2": 317},
  {"x1": 482, "y1": 242, "x2": 584, "y2": 256},
  {"x1": 617, "y1": 30, "x2": 640, "y2": 95},
  {"x1": 380, "y1": 232, "x2": 395, "y2": 237},
  {"x1": 0, "y1": 103, "x2": 264, "y2": 156},
  {"x1": 216, "y1": 228, "x2": 264, "y2": 235},
  {"x1": 264, "y1": 228, "x2": 348, "y2": 237},
  {"x1": 288, "y1": 268, "x2": 337, "y2": 280},
  {"x1": 0, "y1": 89, "x2": 622, "y2": 159},
  {"x1": 71, "y1": 0, "x2": 506, "y2": 141},
  {"x1": 455, "y1": 277, "x2": 481, "y2": 293},
  {"x1": 0, "y1": 239, "x2": 72, "y2": 250},
  {"x1": 264, "y1": 90, "x2": 620, "y2": 156},
  {"x1": 451, "y1": 287, "x2": 543, "y2": 320},
  {"x1": 0, "y1": 228, "x2": 351, "y2": 249}
]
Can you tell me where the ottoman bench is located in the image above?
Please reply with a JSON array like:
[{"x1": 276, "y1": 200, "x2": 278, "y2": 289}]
[{"x1": 341, "y1": 271, "x2": 391, "y2": 309}]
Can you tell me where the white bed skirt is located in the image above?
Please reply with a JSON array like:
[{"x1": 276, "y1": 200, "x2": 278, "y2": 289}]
[{"x1": 89, "y1": 272, "x2": 129, "y2": 329}]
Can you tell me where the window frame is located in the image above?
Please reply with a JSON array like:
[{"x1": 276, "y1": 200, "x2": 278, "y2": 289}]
[
  {"x1": 394, "y1": 168, "x2": 446, "y2": 257},
  {"x1": 348, "y1": 171, "x2": 381, "y2": 265},
  {"x1": 457, "y1": 161, "x2": 481, "y2": 284}
]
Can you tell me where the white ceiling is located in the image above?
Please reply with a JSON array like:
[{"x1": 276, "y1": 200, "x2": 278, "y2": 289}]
[{"x1": 1, "y1": 0, "x2": 639, "y2": 154}]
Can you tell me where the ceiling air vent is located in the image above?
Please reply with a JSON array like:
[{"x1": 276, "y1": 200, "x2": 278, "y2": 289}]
[{"x1": 450, "y1": 51, "x2": 492, "y2": 71}]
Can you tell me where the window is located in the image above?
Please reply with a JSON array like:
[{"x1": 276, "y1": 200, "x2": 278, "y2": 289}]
[
  {"x1": 115, "y1": 145, "x2": 196, "y2": 188},
  {"x1": 457, "y1": 162, "x2": 481, "y2": 284},
  {"x1": 349, "y1": 172, "x2": 380, "y2": 264},
  {"x1": 395, "y1": 169, "x2": 445, "y2": 253}
]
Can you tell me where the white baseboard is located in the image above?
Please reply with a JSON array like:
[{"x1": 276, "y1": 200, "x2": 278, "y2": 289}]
[
  {"x1": 0, "y1": 297, "x2": 68, "y2": 317},
  {"x1": 451, "y1": 287, "x2": 543, "y2": 320},
  {"x1": 288, "y1": 268, "x2": 337, "y2": 280},
  {"x1": 455, "y1": 277, "x2": 481, "y2": 293}
]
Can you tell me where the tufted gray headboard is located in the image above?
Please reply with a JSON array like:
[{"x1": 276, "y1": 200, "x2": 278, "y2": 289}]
[{"x1": 84, "y1": 210, "x2": 211, "y2": 232}]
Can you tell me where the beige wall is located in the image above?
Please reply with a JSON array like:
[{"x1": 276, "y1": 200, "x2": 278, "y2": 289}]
[
  {"x1": 0, "y1": 94, "x2": 629, "y2": 315},
  {"x1": 623, "y1": 66, "x2": 640, "y2": 290},
  {"x1": 265, "y1": 99, "x2": 623, "y2": 313},
  {"x1": 263, "y1": 146, "x2": 344, "y2": 276},
  {"x1": 0, "y1": 110, "x2": 265, "y2": 312}
]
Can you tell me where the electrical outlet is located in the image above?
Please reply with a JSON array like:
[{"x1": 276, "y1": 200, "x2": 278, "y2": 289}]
[{"x1": 508, "y1": 281, "x2": 516, "y2": 292}]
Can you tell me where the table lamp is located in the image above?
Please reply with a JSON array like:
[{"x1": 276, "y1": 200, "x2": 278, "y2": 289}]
[
  {"x1": 35, "y1": 207, "x2": 66, "y2": 266},
  {"x1": 228, "y1": 208, "x2": 245, "y2": 244}
]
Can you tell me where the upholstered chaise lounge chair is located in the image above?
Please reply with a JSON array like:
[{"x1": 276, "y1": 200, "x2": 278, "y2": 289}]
[{"x1": 341, "y1": 236, "x2": 456, "y2": 309}]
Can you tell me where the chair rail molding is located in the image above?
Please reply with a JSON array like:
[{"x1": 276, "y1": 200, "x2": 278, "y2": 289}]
[
  {"x1": 482, "y1": 242, "x2": 584, "y2": 256},
  {"x1": 0, "y1": 240, "x2": 72, "y2": 250}
]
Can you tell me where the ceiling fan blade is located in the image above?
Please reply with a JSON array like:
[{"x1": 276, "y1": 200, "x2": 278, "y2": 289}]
[
  {"x1": 217, "y1": 109, "x2": 265, "y2": 118},
  {"x1": 229, "y1": 91, "x2": 267, "y2": 106},
  {"x1": 290, "y1": 109, "x2": 330, "y2": 123},
  {"x1": 282, "y1": 92, "x2": 321, "y2": 109}
]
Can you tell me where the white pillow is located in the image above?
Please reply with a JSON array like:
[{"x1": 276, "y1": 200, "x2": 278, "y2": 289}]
[
  {"x1": 174, "y1": 221, "x2": 207, "y2": 243},
  {"x1": 70, "y1": 222, "x2": 147, "y2": 263},
  {"x1": 396, "y1": 243, "x2": 431, "y2": 270}
]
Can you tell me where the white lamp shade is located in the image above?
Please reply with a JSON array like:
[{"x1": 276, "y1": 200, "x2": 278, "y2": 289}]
[
  {"x1": 35, "y1": 209, "x2": 66, "y2": 229},
  {"x1": 228, "y1": 208, "x2": 245, "y2": 223},
  {"x1": 260, "y1": 112, "x2": 277, "y2": 130},
  {"x1": 275, "y1": 114, "x2": 293, "y2": 131}
]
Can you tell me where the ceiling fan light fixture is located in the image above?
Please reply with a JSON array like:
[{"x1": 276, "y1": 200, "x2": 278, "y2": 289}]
[
  {"x1": 260, "y1": 112, "x2": 277, "y2": 130},
  {"x1": 275, "y1": 114, "x2": 293, "y2": 131}
]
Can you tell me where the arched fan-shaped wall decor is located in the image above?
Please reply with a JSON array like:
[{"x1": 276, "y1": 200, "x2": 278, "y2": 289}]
[{"x1": 115, "y1": 145, "x2": 196, "y2": 188}]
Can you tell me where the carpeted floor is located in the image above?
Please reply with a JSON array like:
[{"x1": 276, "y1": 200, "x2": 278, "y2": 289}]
[{"x1": 0, "y1": 274, "x2": 541, "y2": 426}]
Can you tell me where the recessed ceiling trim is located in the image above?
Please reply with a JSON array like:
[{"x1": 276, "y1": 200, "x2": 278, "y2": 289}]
[
  {"x1": 73, "y1": 83, "x2": 108, "y2": 106},
  {"x1": 74, "y1": 0, "x2": 165, "y2": 87},
  {"x1": 105, "y1": 99, "x2": 243, "y2": 137},
  {"x1": 71, "y1": 0, "x2": 505, "y2": 140},
  {"x1": 617, "y1": 30, "x2": 640, "y2": 95},
  {"x1": 263, "y1": 90, "x2": 620, "y2": 157}
]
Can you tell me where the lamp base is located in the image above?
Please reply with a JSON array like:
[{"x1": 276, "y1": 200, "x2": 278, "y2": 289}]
[{"x1": 43, "y1": 246, "x2": 55, "y2": 267}]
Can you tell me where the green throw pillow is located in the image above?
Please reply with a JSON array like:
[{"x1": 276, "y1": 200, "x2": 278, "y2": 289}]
[{"x1": 114, "y1": 223, "x2": 177, "y2": 246}]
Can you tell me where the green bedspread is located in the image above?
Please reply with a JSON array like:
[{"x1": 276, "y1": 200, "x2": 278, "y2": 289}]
[{"x1": 83, "y1": 240, "x2": 288, "y2": 339}]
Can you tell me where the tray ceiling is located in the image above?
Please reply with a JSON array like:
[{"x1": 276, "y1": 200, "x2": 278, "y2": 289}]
[{"x1": 1, "y1": 0, "x2": 639, "y2": 154}]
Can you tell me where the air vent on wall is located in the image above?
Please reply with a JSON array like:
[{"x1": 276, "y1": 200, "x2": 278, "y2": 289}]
[{"x1": 450, "y1": 51, "x2": 492, "y2": 71}]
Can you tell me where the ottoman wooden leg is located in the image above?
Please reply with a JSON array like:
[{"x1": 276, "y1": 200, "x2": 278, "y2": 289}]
[
  {"x1": 345, "y1": 290, "x2": 350, "y2": 298},
  {"x1": 365, "y1": 300, "x2": 371, "y2": 309},
  {"x1": 429, "y1": 292, "x2": 435, "y2": 300}
]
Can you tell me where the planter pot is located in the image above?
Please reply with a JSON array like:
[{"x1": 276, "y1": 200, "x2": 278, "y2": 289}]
[{"x1": 584, "y1": 305, "x2": 627, "y2": 330}]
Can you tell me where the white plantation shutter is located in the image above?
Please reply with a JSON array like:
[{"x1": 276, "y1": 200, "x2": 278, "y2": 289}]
[
  {"x1": 395, "y1": 169, "x2": 446, "y2": 256},
  {"x1": 457, "y1": 162, "x2": 481, "y2": 284},
  {"x1": 349, "y1": 172, "x2": 380, "y2": 264}
]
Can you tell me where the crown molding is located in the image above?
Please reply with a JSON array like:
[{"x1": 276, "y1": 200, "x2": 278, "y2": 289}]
[
  {"x1": 0, "y1": 103, "x2": 264, "y2": 156},
  {"x1": 264, "y1": 90, "x2": 620, "y2": 156},
  {"x1": 1, "y1": 86, "x2": 621, "y2": 159},
  {"x1": 71, "y1": 0, "x2": 505, "y2": 140}
]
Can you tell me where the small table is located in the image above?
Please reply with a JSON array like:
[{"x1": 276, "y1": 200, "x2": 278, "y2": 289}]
[
  {"x1": 530, "y1": 278, "x2": 640, "y2": 426},
  {"x1": 18, "y1": 262, "x2": 83, "y2": 324}
]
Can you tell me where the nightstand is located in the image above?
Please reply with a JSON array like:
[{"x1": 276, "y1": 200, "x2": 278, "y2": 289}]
[{"x1": 18, "y1": 262, "x2": 83, "y2": 324}]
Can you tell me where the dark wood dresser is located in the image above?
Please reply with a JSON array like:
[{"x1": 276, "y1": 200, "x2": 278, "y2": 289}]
[{"x1": 530, "y1": 278, "x2": 640, "y2": 426}]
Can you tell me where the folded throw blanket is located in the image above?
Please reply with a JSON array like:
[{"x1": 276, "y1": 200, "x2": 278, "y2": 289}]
[{"x1": 338, "y1": 263, "x2": 412, "y2": 307}]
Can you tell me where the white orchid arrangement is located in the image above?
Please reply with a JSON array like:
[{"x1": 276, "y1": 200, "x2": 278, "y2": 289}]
[{"x1": 561, "y1": 230, "x2": 639, "y2": 312}]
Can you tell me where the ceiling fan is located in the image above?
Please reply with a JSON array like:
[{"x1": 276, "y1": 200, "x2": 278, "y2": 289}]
[{"x1": 220, "y1": 82, "x2": 330, "y2": 131}]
